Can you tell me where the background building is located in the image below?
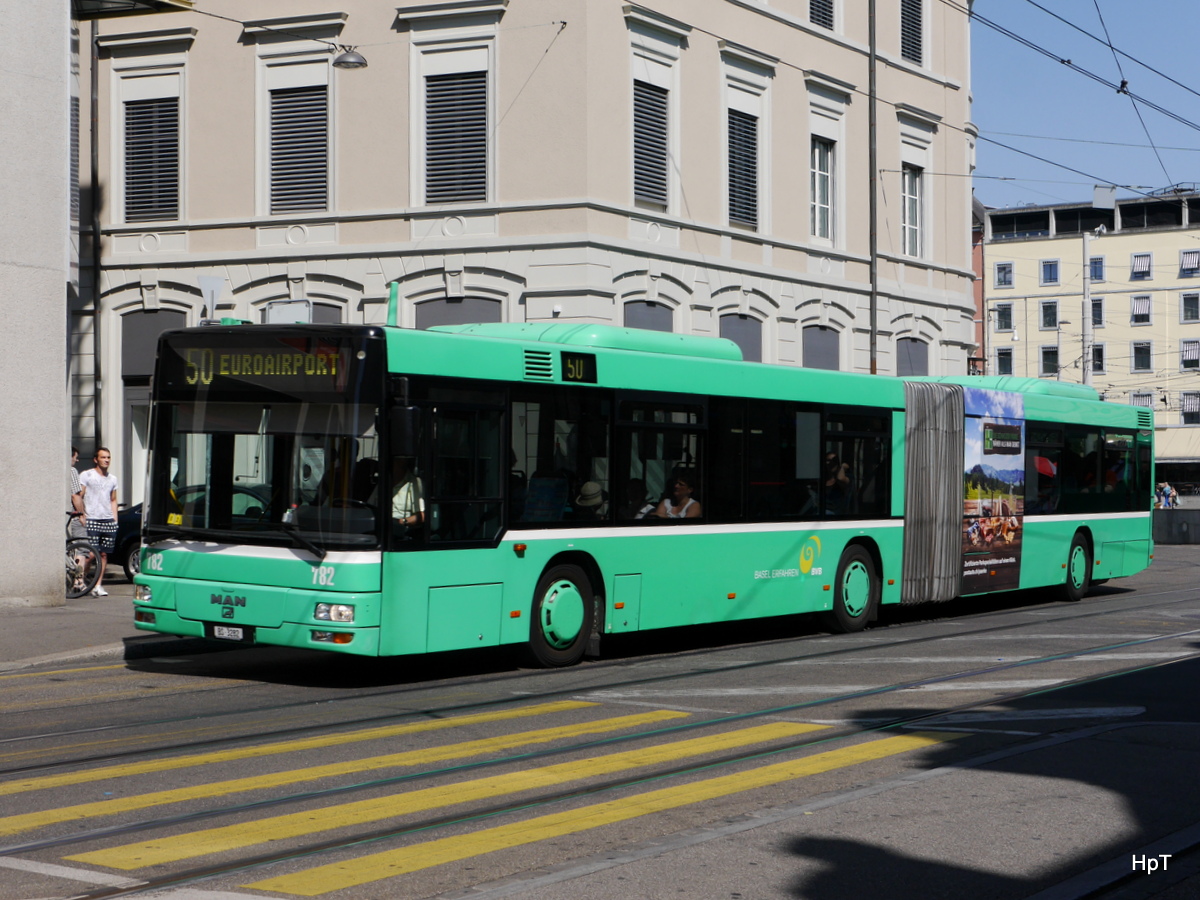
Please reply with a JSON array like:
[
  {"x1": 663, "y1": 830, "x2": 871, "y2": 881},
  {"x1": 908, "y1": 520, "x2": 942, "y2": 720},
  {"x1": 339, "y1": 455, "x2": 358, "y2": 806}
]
[
  {"x1": 983, "y1": 189, "x2": 1200, "y2": 486},
  {"x1": 76, "y1": 0, "x2": 976, "y2": 506}
]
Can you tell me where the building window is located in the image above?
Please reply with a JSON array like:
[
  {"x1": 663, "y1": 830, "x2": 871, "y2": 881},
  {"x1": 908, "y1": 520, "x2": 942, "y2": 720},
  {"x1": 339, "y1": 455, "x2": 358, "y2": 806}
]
[
  {"x1": 901, "y1": 164, "x2": 923, "y2": 257},
  {"x1": 994, "y1": 303, "x2": 1013, "y2": 332},
  {"x1": 633, "y1": 80, "x2": 669, "y2": 208},
  {"x1": 1092, "y1": 296, "x2": 1104, "y2": 328},
  {"x1": 1089, "y1": 256, "x2": 1105, "y2": 283},
  {"x1": 425, "y1": 70, "x2": 488, "y2": 204},
  {"x1": 1131, "y1": 252, "x2": 1152, "y2": 280},
  {"x1": 728, "y1": 108, "x2": 759, "y2": 228},
  {"x1": 1182, "y1": 292, "x2": 1200, "y2": 323},
  {"x1": 1182, "y1": 392, "x2": 1200, "y2": 425},
  {"x1": 723, "y1": 48, "x2": 772, "y2": 232},
  {"x1": 1092, "y1": 344, "x2": 1105, "y2": 374},
  {"x1": 810, "y1": 137, "x2": 834, "y2": 240},
  {"x1": 996, "y1": 347, "x2": 1013, "y2": 375},
  {"x1": 994, "y1": 262, "x2": 1013, "y2": 287},
  {"x1": 1132, "y1": 341, "x2": 1152, "y2": 372},
  {"x1": 1130, "y1": 392, "x2": 1153, "y2": 409},
  {"x1": 803, "y1": 324, "x2": 839, "y2": 370},
  {"x1": 1131, "y1": 294, "x2": 1152, "y2": 325},
  {"x1": 1181, "y1": 249, "x2": 1200, "y2": 276},
  {"x1": 1040, "y1": 259, "x2": 1059, "y2": 286},
  {"x1": 1040, "y1": 300, "x2": 1058, "y2": 330},
  {"x1": 810, "y1": 0, "x2": 834, "y2": 30},
  {"x1": 624, "y1": 299, "x2": 672, "y2": 332},
  {"x1": 269, "y1": 84, "x2": 328, "y2": 214},
  {"x1": 720, "y1": 313, "x2": 762, "y2": 362},
  {"x1": 900, "y1": 0, "x2": 923, "y2": 64},
  {"x1": 124, "y1": 96, "x2": 180, "y2": 222},
  {"x1": 1040, "y1": 346, "x2": 1059, "y2": 377},
  {"x1": 896, "y1": 337, "x2": 929, "y2": 376},
  {"x1": 1183, "y1": 339, "x2": 1200, "y2": 371}
]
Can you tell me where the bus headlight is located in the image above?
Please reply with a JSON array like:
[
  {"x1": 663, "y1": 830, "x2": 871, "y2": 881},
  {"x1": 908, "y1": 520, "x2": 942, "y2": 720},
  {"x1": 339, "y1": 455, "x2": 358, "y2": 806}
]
[
  {"x1": 314, "y1": 602, "x2": 355, "y2": 623},
  {"x1": 135, "y1": 584, "x2": 153, "y2": 603}
]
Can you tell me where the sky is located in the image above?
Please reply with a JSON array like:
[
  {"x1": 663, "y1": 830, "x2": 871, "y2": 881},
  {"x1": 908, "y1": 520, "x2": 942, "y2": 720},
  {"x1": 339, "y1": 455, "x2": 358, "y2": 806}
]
[{"x1": 970, "y1": 0, "x2": 1200, "y2": 211}]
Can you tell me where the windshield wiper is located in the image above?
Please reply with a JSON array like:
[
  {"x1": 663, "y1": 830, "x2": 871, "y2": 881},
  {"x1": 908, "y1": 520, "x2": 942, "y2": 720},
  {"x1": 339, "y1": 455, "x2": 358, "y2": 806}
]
[{"x1": 279, "y1": 522, "x2": 328, "y2": 560}]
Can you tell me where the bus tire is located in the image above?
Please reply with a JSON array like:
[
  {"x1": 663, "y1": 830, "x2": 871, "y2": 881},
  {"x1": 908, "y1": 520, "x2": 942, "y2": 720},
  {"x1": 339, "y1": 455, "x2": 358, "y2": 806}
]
[
  {"x1": 820, "y1": 545, "x2": 878, "y2": 634},
  {"x1": 1063, "y1": 533, "x2": 1092, "y2": 602},
  {"x1": 527, "y1": 564, "x2": 595, "y2": 667}
]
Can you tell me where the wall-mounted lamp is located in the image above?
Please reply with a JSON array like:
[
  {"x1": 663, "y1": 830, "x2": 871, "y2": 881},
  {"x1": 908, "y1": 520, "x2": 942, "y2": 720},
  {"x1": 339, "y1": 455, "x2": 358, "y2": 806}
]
[{"x1": 333, "y1": 46, "x2": 368, "y2": 69}]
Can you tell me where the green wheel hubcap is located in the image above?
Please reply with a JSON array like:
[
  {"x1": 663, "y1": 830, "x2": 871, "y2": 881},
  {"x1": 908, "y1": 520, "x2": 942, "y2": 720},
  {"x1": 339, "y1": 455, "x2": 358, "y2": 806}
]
[
  {"x1": 540, "y1": 580, "x2": 585, "y2": 649},
  {"x1": 841, "y1": 561, "x2": 871, "y2": 618},
  {"x1": 1069, "y1": 546, "x2": 1087, "y2": 588}
]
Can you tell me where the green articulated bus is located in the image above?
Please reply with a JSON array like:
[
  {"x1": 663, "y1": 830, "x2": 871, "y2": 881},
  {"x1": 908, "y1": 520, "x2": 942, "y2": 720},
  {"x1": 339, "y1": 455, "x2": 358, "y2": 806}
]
[{"x1": 133, "y1": 314, "x2": 1154, "y2": 666}]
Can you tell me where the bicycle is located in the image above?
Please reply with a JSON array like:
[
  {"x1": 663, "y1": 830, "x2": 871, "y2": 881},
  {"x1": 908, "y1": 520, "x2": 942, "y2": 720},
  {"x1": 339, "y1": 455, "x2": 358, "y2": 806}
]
[{"x1": 66, "y1": 512, "x2": 101, "y2": 599}]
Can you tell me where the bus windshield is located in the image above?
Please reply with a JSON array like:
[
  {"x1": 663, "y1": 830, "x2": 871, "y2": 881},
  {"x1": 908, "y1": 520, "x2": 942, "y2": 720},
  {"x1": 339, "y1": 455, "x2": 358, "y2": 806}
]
[{"x1": 147, "y1": 328, "x2": 385, "y2": 552}]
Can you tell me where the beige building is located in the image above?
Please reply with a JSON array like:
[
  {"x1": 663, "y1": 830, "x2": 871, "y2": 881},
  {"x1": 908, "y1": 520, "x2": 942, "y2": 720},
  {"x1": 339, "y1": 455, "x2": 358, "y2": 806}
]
[
  {"x1": 983, "y1": 191, "x2": 1200, "y2": 483},
  {"x1": 77, "y1": 0, "x2": 976, "y2": 504}
]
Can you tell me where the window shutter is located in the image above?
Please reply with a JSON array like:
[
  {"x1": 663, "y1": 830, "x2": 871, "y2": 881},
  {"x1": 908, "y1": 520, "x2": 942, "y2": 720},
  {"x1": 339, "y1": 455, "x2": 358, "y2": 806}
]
[
  {"x1": 1182, "y1": 392, "x2": 1200, "y2": 413},
  {"x1": 1183, "y1": 341, "x2": 1200, "y2": 367},
  {"x1": 809, "y1": 0, "x2": 834, "y2": 30},
  {"x1": 270, "y1": 85, "x2": 327, "y2": 214},
  {"x1": 125, "y1": 96, "x2": 179, "y2": 222},
  {"x1": 900, "y1": 0, "x2": 923, "y2": 64},
  {"x1": 728, "y1": 108, "x2": 758, "y2": 228},
  {"x1": 1132, "y1": 295, "x2": 1151, "y2": 319},
  {"x1": 633, "y1": 80, "x2": 669, "y2": 207},
  {"x1": 426, "y1": 70, "x2": 488, "y2": 203},
  {"x1": 1182, "y1": 250, "x2": 1200, "y2": 272},
  {"x1": 1132, "y1": 253, "x2": 1152, "y2": 275}
]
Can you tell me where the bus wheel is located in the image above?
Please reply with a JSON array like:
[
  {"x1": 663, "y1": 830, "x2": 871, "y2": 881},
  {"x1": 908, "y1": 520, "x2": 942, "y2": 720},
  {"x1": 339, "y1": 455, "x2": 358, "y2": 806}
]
[
  {"x1": 820, "y1": 545, "x2": 878, "y2": 634},
  {"x1": 1063, "y1": 533, "x2": 1092, "y2": 602},
  {"x1": 527, "y1": 564, "x2": 594, "y2": 667}
]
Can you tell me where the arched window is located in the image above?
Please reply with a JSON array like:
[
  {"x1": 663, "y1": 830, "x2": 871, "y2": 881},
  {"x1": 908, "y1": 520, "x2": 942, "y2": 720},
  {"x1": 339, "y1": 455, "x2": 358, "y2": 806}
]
[
  {"x1": 415, "y1": 296, "x2": 502, "y2": 329},
  {"x1": 624, "y1": 300, "x2": 672, "y2": 332},
  {"x1": 122, "y1": 308, "x2": 187, "y2": 381},
  {"x1": 802, "y1": 324, "x2": 839, "y2": 370},
  {"x1": 719, "y1": 313, "x2": 762, "y2": 362},
  {"x1": 896, "y1": 337, "x2": 929, "y2": 376}
]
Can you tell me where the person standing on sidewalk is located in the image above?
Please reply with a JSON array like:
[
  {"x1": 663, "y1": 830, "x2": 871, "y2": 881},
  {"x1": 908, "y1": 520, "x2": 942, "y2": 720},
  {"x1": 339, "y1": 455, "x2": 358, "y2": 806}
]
[
  {"x1": 79, "y1": 447, "x2": 119, "y2": 596},
  {"x1": 68, "y1": 446, "x2": 86, "y2": 537}
]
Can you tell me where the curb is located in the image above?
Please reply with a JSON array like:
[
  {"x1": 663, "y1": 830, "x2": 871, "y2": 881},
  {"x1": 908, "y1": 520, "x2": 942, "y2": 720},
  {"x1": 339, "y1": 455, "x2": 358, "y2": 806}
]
[{"x1": 0, "y1": 635, "x2": 227, "y2": 674}]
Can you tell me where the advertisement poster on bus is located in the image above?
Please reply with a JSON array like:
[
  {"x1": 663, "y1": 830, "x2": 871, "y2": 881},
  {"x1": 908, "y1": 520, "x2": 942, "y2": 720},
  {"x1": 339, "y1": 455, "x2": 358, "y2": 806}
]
[{"x1": 962, "y1": 388, "x2": 1025, "y2": 593}]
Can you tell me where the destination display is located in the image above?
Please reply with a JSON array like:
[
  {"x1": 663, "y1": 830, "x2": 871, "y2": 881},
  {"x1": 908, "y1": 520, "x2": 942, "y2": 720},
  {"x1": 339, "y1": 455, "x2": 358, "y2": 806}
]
[{"x1": 156, "y1": 329, "x2": 382, "y2": 401}]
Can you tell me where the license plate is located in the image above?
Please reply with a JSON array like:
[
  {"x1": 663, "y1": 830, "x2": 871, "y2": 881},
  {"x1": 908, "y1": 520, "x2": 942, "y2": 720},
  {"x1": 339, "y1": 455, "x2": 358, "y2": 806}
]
[{"x1": 213, "y1": 625, "x2": 244, "y2": 641}]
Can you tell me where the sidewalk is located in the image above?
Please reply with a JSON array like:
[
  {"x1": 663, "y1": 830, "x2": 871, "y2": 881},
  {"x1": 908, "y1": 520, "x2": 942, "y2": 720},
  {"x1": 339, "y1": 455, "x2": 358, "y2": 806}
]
[{"x1": 0, "y1": 572, "x2": 199, "y2": 673}]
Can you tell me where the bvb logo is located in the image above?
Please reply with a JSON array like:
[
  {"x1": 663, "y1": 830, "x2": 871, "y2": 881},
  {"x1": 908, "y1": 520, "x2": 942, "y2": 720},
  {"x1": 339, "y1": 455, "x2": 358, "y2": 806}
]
[{"x1": 799, "y1": 536, "x2": 822, "y2": 574}]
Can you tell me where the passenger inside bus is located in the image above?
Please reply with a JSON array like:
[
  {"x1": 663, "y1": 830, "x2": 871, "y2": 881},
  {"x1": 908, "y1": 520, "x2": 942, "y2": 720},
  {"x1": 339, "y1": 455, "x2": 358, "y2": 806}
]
[
  {"x1": 391, "y1": 456, "x2": 424, "y2": 534},
  {"x1": 655, "y1": 470, "x2": 702, "y2": 519}
]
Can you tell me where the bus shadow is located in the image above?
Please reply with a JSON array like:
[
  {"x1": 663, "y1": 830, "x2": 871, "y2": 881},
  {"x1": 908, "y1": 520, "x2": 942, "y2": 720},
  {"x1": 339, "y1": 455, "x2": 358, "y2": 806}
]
[{"x1": 780, "y1": 650, "x2": 1200, "y2": 898}]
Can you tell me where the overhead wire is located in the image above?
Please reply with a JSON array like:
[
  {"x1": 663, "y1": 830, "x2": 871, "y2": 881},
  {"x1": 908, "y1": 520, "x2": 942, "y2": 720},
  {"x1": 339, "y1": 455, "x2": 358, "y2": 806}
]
[{"x1": 1089, "y1": 0, "x2": 1173, "y2": 187}]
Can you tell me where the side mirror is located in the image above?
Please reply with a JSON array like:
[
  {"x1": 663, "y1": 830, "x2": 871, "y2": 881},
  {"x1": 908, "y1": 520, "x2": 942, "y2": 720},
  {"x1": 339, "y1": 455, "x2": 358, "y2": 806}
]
[{"x1": 390, "y1": 406, "x2": 420, "y2": 457}]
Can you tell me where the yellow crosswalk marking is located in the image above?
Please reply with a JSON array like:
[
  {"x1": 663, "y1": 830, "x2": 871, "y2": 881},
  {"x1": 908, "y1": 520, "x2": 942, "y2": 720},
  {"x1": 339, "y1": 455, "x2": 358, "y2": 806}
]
[
  {"x1": 0, "y1": 708, "x2": 685, "y2": 837},
  {"x1": 71, "y1": 722, "x2": 826, "y2": 870},
  {"x1": 247, "y1": 732, "x2": 957, "y2": 896},
  {"x1": 0, "y1": 700, "x2": 594, "y2": 799}
]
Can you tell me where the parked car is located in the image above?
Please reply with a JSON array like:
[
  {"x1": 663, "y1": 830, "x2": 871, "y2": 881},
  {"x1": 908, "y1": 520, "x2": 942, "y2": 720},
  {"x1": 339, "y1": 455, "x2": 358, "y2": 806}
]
[{"x1": 113, "y1": 484, "x2": 273, "y2": 582}]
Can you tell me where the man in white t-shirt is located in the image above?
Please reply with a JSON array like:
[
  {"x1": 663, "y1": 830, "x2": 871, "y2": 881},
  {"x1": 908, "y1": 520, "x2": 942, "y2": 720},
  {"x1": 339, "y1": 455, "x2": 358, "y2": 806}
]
[{"x1": 79, "y1": 447, "x2": 119, "y2": 596}]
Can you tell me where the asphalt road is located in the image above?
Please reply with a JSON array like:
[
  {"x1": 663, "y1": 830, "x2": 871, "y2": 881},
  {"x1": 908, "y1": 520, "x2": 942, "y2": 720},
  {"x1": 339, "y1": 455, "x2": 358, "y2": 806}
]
[{"x1": 2, "y1": 546, "x2": 1200, "y2": 900}]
